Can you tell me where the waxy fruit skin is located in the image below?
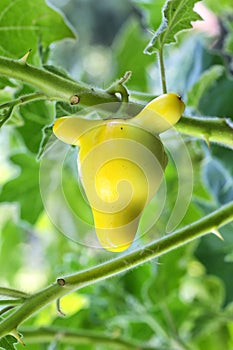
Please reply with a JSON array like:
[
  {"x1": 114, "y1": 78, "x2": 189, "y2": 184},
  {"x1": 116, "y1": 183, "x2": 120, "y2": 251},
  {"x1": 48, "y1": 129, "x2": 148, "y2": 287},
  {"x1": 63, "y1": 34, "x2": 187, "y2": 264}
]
[{"x1": 53, "y1": 93, "x2": 185, "y2": 252}]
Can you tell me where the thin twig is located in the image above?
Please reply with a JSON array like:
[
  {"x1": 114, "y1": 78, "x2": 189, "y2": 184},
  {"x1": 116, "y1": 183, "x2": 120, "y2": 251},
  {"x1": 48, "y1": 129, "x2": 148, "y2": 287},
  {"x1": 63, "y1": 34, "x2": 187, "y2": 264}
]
[{"x1": 158, "y1": 46, "x2": 167, "y2": 94}]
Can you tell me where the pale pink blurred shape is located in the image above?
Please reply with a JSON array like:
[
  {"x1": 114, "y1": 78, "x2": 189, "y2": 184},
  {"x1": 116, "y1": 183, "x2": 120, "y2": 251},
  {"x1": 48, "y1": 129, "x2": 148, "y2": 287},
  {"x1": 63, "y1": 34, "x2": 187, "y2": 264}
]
[{"x1": 192, "y1": 2, "x2": 220, "y2": 36}]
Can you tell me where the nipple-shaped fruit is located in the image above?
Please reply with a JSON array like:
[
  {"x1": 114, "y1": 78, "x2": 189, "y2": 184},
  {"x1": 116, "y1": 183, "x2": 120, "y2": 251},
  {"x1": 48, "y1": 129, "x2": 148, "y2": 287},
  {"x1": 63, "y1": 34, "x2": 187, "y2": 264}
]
[{"x1": 53, "y1": 93, "x2": 185, "y2": 252}]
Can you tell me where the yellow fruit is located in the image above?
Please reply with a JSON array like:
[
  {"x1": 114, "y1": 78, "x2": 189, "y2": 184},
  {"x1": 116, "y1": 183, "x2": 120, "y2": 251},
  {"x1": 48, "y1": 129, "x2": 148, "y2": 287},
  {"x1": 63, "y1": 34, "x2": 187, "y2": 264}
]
[
  {"x1": 53, "y1": 93, "x2": 185, "y2": 252},
  {"x1": 130, "y1": 93, "x2": 185, "y2": 133}
]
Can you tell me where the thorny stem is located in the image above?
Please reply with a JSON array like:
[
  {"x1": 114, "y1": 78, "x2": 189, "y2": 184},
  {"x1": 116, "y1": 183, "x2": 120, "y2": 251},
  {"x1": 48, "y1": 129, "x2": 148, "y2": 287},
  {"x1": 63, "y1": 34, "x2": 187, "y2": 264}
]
[
  {"x1": 176, "y1": 115, "x2": 233, "y2": 149},
  {"x1": 0, "y1": 201, "x2": 232, "y2": 338},
  {"x1": 0, "y1": 56, "x2": 119, "y2": 106}
]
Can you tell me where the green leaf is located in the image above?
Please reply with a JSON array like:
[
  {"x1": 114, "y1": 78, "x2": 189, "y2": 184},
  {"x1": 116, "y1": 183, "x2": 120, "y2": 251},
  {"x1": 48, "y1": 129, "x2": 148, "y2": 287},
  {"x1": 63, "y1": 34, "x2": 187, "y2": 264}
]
[
  {"x1": 55, "y1": 101, "x2": 82, "y2": 118},
  {"x1": 203, "y1": 157, "x2": 233, "y2": 205},
  {"x1": 0, "y1": 0, "x2": 75, "y2": 61},
  {"x1": 0, "y1": 105, "x2": 14, "y2": 128},
  {"x1": 16, "y1": 99, "x2": 55, "y2": 154},
  {"x1": 114, "y1": 18, "x2": 154, "y2": 90},
  {"x1": 43, "y1": 64, "x2": 76, "y2": 81},
  {"x1": 224, "y1": 18, "x2": 233, "y2": 55},
  {"x1": 145, "y1": 0, "x2": 202, "y2": 54},
  {"x1": 131, "y1": 0, "x2": 165, "y2": 30},
  {"x1": 0, "y1": 220, "x2": 23, "y2": 283},
  {"x1": 37, "y1": 100, "x2": 81, "y2": 159},
  {"x1": 0, "y1": 153, "x2": 43, "y2": 224},
  {"x1": 187, "y1": 65, "x2": 225, "y2": 109},
  {"x1": 37, "y1": 124, "x2": 53, "y2": 160},
  {"x1": 195, "y1": 222, "x2": 233, "y2": 305},
  {"x1": 0, "y1": 335, "x2": 17, "y2": 350},
  {"x1": 199, "y1": 73, "x2": 233, "y2": 118},
  {"x1": 0, "y1": 77, "x2": 16, "y2": 89},
  {"x1": 62, "y1": 167, "x2": 94, "y2": 227},
  {"x1": 204, "y1": 0, "x2": 233, "y2": 14}
]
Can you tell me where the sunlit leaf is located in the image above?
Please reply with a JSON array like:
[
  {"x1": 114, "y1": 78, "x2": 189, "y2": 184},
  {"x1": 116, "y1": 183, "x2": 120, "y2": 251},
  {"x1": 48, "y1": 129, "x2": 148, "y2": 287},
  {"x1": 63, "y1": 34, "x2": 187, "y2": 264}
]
[
  {"x1": 145, "y1": 0, "x2": 202, "y2": 53},
  {"x1": 0, "y1": 0, "x2": 75, "y2": 61}
]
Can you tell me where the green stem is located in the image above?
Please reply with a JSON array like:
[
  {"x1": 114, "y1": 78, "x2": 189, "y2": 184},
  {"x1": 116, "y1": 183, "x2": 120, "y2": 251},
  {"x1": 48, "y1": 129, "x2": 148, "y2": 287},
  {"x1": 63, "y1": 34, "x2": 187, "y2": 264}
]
[
  {"x1": 0, "y1": 201, "x2": 232, "y2": 338},
  {"x1": 0, "y1": 56, "x2": 119, "y2": 106},
  {"x1": 0, "y1": 92, "x2": 46, "y2": 127},
  {"x1": 106, "y1": 71, "x2": 131, "y2": 102},
  {"x1": 0, "y1": 92, "x2": 46, "y2": 110},
  {"x1": 0, "y1": 300, "x2": 24, "y2": 306},
  {"x1": 20, "y1": 326, "x2": 155, "y2": 350},
  {"x1": 0, "y1": 287, "x2": 28, "y2": 299},
  {"x1": 176, "y1": 115, "x2": 233, "y2": 149},
  {"x1": 61, "y1": 201, "x2": 233, "y2": 288},
  {"x1": 158, "y1": 47, "x2": 167, "y2": 94}
]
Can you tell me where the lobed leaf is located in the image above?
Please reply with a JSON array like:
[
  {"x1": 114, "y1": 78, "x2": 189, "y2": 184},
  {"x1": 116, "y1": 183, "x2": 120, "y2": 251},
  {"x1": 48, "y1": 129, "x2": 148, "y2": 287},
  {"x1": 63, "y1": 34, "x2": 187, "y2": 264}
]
[{"x1": 145, "y1": 0, "x2": 202, "y2": 54}]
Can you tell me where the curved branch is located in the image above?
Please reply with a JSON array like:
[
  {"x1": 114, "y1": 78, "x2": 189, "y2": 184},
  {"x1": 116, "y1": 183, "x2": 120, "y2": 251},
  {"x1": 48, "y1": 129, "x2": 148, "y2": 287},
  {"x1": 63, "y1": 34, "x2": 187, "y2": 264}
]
[
  {"x1": 0, "y1": 201, "x2": 232, "y2": 338},
  {"x1": 106, "y1": 71, "x2": 131, "y2": 103}
]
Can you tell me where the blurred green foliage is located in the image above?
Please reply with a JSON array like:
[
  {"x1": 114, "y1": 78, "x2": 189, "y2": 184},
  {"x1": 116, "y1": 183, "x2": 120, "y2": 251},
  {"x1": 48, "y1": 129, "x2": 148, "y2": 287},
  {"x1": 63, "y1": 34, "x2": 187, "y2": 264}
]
[{"x1": 0, "y1": 0, "x2": 233, "y2": 349}]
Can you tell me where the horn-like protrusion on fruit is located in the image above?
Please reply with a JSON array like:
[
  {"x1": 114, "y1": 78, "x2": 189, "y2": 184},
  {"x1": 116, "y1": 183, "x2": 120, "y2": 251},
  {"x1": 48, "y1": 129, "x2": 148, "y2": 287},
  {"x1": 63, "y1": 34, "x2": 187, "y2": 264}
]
[
  {"x1": 130, "y1": 93, "x2": 185, "y2": 134},
  {"x1": 53, "y1": 93, "x2": 185, "y2": 252}
]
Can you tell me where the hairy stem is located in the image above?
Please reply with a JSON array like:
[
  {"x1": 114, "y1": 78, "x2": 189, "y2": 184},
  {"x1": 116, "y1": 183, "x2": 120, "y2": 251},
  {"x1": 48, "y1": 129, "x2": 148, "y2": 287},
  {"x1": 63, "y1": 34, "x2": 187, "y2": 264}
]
[
  {"x1": 0, "y1": 56, "x2": 119, "y2": 106},
  {"x1": 0, "y1": 201, "x2": 232, "y2": 338},
  {"x1": 176, "y1": 115, "x2": 233, "y2": 149},
  {"x1": 20, "y1": 326, "x2": 155, "y2": 350},
  {"x1": 106, "y1": 71, "x2": 131, "y2": 102},
  {"x1": 158, "y1": 47, "x2": 167, "y2": 94},
  {"x1": 0, "y1": 92, "x2": 46, "y2": 110}
]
